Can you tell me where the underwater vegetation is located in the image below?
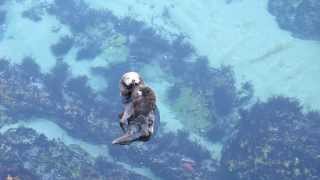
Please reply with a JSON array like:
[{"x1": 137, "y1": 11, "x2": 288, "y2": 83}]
[
  {"x1": 47, "y1": 0, "x2": 116, "y2": 34},
  {"x1": 94, "y1": 156, "x2": 150, "y2": 180},
  {"x1": 0, "y1": 8, "x2": 6, "y2": 39},
  {"x1": 17, "y1": 0, "x2": 249, "y2": 145},
  {"x1": 44, "y1": 61, "x2": 70, "y2": 101},
  {"x1": 109, "y1": 130, "x2": 219, "y2": 180},
  {"x1": 170, "y1": 87, "x2": 211, "y2": 134},
  {"x1": 65, "y1": 76, "x2": 95, "y2": 104},
  {"x1": 1, "y1": 0, "x2": 319, "y2": 179},
  {"x1": 268, "y1": 0, "x2": 320, "y2": 40},
  {"x1": 0, "y1": 127, "x2": 148, "y2": 180},
  {"x1": 51, "y1": 36, "x2": 75, "y2": 58},
  {"x1": 47, "y1": 0, "x2": 121, "y2": 61},
  {"x1": 0, "y1": 58, "x2": 117, "y2": 143},
  {"x1": 221, "y1": 96, "x2": 320, "y2": 180},
  {"x1": 0, "y1": 162, "x2": 37, "y2": 180},
  {"x1": 22, "y1": 5, "x2": 45, "y2": 22},
  {"x1": 0, "y1": 10, "x2": 5, "y2": 25},
  {"x1": 76, "y1": 42, "x2": 103, "y2": 61},
  {"x1": 91, "y1": 61, "x2": 131, "y2": 104},
  {"x1": 19, "y1": 56, "x2": 42, "y2": 80},
  {"x1": 167, "y1": 58, "x2": 246, "y2": 140}
]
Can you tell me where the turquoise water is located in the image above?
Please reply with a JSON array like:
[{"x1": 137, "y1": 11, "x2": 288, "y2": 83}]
[{"x1": 0, "y1": 0, "x2": 319, "y2": 179}]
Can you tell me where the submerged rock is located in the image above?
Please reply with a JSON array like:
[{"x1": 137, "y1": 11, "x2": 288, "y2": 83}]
[
  {"x1": 51, "y1": 36, "x2": 75, "y2": 57},
  {"x1": 110, "y1": 130, "x2": 220, "y2": 180},
  {"x1": 0, "y1": 58, "x2": 116, "y2": 143},
  {"x1": 0, "y1": 127, "x2": 150, "y2": 180},
  {"x1": 268, "y1": 0, "x2": 320, "y2": 40},
  {"x1": 221, "y1": 96, "x2": 320, "y2": 180},
  {"x1": 0, "y1": 10, "x2": 5, "y2": 25}
]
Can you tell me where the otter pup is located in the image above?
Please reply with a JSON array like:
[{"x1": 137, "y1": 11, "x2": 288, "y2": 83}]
[{"x1": 112, "y1": 72, "x2": 156, "y2": 145}]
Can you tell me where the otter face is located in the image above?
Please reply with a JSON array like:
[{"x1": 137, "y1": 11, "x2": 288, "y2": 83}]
[
  {"x1": 122, "y1": 72, "x2": 141, "y2": 87},
  {"x1": 120, "y1": 72, "x2": 143, "y2": 97}
]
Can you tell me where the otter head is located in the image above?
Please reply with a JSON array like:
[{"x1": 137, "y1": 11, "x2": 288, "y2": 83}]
[
  {"x1": 122, "y1": 72, "x2": 141, "y2": 87},
  {"x1": 120, "y1": 72, "x2": 144, "y2": 97}
]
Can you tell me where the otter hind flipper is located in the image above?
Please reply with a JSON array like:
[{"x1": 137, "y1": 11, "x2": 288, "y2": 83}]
[
  {"x1": 112, "y1": 133, "x2": 136, "y2": 145},
  {"x1": 112, "y1": 131, "x2": 146, "y2": 145},
  {"x1": 112, "y1": 116, "x2": 150, "y2": 145}
]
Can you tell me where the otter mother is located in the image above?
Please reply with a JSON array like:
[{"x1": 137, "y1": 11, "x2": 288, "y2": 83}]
[{"x1": 112, "y1": 72, "x2": 157, "y2": 145}]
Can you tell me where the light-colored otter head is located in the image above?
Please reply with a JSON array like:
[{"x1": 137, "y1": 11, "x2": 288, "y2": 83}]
[
  {"x1": 120, "y1": 72, "x2": 144, "y2": 97},
  {"x1": 122, "y1": 72, "x2": 141, "y2": 86}
]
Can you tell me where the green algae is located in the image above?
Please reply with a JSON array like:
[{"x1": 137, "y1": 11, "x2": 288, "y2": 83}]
[
  {"x1": 170, "y1": 87, "x2": 211, "y2": 134},
  {"x1": 103, "y1": 33, "x2": 128, "y2": 64}
]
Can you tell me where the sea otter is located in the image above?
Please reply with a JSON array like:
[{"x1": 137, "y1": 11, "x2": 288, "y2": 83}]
[{"x1": 112, "y1": 72, "x2": 157, "y2": 145}]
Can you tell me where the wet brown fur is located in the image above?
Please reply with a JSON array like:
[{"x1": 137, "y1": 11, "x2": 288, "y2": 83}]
[
  {"x1": 131, "y1": 85, "x2": 156, "y2": 119},
  {"x1": 113, "y1": 74, "x2": 156, "y2": 144}
]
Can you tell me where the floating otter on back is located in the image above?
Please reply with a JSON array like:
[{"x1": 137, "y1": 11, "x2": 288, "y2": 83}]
[{"x1": 112, "y1": 72, "x2": 157, "y2": 145}]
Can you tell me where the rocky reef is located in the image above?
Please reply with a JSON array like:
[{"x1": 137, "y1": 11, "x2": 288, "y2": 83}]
[
  {"x1": 0, "y1": 10, "x2": 5, "y2": 25},
  {"x1": 0, "y1": 4, "x2": 5, "y2": 40},
  {"x1": 1, "y1": 0, "x2": 320, "y2": 179},
  {"x1": 109, "y1": 130, "x2": 220, "y2": 180},
  {"x1": 15, "y1": 0, "x2": 249, "y2": 143},
  {"x1": 0, "y1": 127, "x2": 149, "y2": 180},
  {"x1": 221, "y1": 96, "x2": 320, "y2": 180},
  {"x1": 50, "y1": 36, "x2": 75, "y2": 58},
  {"x1": 0, "y1": 58, "x2": 117, "y2": 143},
  {"x1": 268, "y1": 0, "x2": 320, "y2": 41}
]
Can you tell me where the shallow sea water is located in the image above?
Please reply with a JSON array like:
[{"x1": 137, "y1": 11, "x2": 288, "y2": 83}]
[{"x1": 0, "y1": 0, "x2": 319, "y2": 179}]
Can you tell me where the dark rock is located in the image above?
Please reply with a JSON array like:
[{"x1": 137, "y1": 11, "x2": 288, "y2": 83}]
[
  {"x1": 76, "y1": 42, "x2": 102, "y2": 61},
  {"x1": 19, "y1": 56, "x2": 41, "y2": 79},
  {"x1": 221, "y1": 96, "x2": 320, "y2": 180},
  {"x1": 0, "y1": 10, "x2": 5, "y2": 25},
  {"x1": 51, "y1": 36, "x2": 74, "y2": 57},
  {"x1": 268, "y1": 0, "x2": 320, "y2": 40},
  {"x1": 0, "y1": 162, "x2": 39, "y2": 180},
  {"x1": 44, "y1": 61, "x2": 70, "y2": 100},
  {"x1": 47, "y1": 0, "x2": 116, "y2": 33},
  {"x1": 22, "y1": 6, "x2": 43, "y2": 22},
  {"x1": 109, "y1": 130, "x2": 219, "y2": 180},
  {"x1": 0, "y1": 59, "x2": 115, "y2": 143},
  {"x1": 65, "y1": 76, "x2": 95, "y2": 104},
  {"x1": 94, "y1": 156, "x2": 151, "y2": 180},
  {"x1": 0, "y1": 127, "x2": 148, "y2": 180}
]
